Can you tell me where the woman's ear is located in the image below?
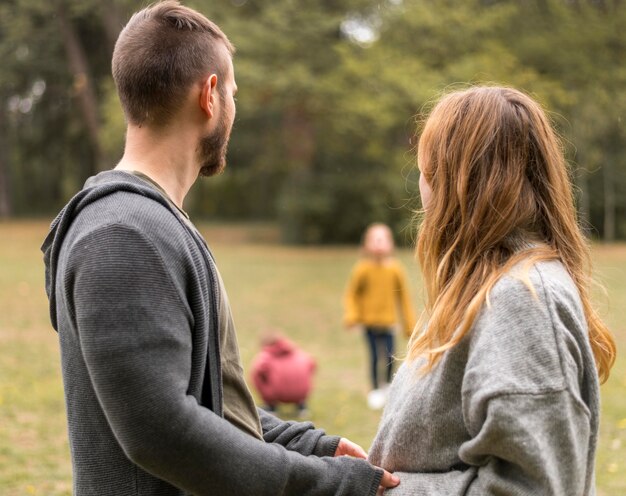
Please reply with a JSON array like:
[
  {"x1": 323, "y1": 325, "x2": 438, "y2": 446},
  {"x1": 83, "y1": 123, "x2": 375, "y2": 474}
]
[{"x1": 199, "y1": 74, "x2": 218, "y2": 118}]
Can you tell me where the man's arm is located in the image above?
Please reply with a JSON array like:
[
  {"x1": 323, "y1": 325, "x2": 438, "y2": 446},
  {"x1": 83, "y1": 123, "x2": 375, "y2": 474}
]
[
  {"x1": 69, "y1": 224, "x2": 385, "y2": 496},
  {"x1": 259, "y1": 408, "x2": 340, "y2": 457},
  {"x1": 259, "y1": 409, "x2": 369, "y2": 460}
]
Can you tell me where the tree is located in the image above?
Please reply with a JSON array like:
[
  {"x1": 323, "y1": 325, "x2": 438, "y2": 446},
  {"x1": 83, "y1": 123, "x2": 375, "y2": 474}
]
[
  {"x1": 1, "y1": 0, "x2": 134, "y2": 215},
  {"x1": 2, "y1": 0, "x2": 625, "y2": 241}
]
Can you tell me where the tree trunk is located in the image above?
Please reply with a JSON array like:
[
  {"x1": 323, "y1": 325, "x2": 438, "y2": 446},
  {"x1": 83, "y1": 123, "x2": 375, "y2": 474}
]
[
  {"x1": 603, "y1": 160, "x2": 616, "y2": 242},
  {"x1": 0, "y1": 108, "x2": 12, "y2": 218},
  {"x1": 99, "y1": 2, "x2": 125, "y2": 53},
  {"x1": 283, "y1": 104, "x2": 316, "y2": 169},
  {"x1": 56, "y1": 2, "x2": 103, "y2": 174},
  {"x1": 280, "y1": 104, "x2": 316, "y2": 243},
  {"x1": 575, "y1": 165, "x2": 590, "y2": 234}
]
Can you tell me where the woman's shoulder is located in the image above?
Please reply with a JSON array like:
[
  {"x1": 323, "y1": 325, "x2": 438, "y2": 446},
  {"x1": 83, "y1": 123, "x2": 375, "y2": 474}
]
[
  {"x1": 486, "y1": 259, "x2": 583, "y2": 320},
  {"x1": 489, "y1": 259, "x2": 586, "y2": 334},
  {"x1": 465, "y1": 259, "x2": 588, "y2": 398}
]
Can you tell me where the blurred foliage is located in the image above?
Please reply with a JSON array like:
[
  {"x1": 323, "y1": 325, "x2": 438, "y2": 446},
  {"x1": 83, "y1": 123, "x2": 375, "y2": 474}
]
[{"x1": 1, "y1": 0, "x2": 625, "y2": 242}]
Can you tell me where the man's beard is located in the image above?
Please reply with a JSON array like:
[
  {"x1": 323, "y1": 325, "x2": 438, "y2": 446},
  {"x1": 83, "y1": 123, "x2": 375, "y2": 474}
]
[{"x1": 198, "y1": 108, "x2": 232, "y2": 178}]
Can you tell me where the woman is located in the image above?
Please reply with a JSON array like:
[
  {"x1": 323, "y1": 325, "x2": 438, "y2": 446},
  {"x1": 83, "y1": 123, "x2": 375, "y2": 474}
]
[{"x1": 368, "y1": 86, "x2": 616, "y2": 495}]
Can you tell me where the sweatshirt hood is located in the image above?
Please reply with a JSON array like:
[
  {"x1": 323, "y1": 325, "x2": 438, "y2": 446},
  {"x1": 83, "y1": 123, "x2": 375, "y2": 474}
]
[
  {"x1": 41, "y1": 170, "x2": 173, "y2": 331},
  {"x1": 265, "y1": 337, "x2": 297, "y2": 357}
]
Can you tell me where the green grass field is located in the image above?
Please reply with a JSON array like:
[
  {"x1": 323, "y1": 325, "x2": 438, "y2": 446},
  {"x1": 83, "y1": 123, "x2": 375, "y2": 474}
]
[{"x1": 1, "y1": 221, "x2": 624, "y2": 495}]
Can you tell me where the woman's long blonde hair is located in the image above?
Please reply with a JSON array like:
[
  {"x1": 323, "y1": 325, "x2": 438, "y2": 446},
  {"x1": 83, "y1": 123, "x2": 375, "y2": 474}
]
[{"x1": 409, "y1": 86, "x2": 615, "y2": 383}]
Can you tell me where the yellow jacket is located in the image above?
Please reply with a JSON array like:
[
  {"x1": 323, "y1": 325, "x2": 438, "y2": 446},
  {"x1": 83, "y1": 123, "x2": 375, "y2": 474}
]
[{"x1": 343, "y1": 258, "x2": 417, "y2": 337}]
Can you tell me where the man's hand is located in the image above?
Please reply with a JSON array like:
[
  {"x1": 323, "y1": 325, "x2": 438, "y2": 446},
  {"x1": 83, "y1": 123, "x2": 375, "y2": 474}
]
[
  {"x1": 378, "y1": 469, "x2": 400, "y2": 494},
  {"x1": 334, "y1": 438, "x2": 367, "y2": 459},
  {"x1": 334, "y1": 438, "x2": 400, "y2": 494}
]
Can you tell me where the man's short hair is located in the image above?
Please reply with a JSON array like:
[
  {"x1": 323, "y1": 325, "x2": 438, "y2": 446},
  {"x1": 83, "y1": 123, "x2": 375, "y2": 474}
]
[{"x1": 112, "y1": 0, "x2": 234, "y2": 127}]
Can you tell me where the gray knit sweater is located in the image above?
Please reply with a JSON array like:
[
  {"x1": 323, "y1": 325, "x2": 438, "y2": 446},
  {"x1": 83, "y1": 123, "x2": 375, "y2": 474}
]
[
  {"x1": 369, "y1": 260, "x2": 600, "y2": 495},
  {"x1": 42, "y1": 170, "x2": 382, "y2": 496}
]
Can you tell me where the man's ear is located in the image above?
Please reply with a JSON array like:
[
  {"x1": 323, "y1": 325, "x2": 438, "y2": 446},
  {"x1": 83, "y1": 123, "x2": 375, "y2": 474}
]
[{"x1": 199, "y1": 74, "x2": 218, "y2": 119}]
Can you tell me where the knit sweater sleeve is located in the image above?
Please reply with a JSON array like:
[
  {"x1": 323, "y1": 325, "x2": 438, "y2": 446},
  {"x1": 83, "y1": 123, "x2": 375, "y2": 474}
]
[
  {"x1": 68, "y1": 224, "x2": 383, "y2": 496},
  {"x1": 259, "y1": 408, "x2": 341, "y2": 457},
  {"x1": 384, "y1": 391, "x2": 591, "y2": 495},
  {"x1": 380, "y1": 265, "x2": 595, "y2": 495}
]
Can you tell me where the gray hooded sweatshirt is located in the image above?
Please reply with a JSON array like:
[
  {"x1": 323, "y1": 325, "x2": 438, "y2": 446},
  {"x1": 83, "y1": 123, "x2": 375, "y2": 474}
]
[{"x1": 42, "y1": 170, "x2": 382, "y2": 496}]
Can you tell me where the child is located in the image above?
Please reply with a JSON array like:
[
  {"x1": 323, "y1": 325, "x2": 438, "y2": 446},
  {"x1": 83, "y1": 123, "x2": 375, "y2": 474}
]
[
  {"x1": 250, "y1": 332, "x2": 316, "y2": 417},
  {"x1": 343, "y1": 223, "x2": 416, "y2": 409}
]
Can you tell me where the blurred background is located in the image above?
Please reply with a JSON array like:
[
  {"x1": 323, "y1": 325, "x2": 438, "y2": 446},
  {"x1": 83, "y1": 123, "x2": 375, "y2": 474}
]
[
  {"x1": 1, "y1": 1, "x2": 626, "y2": 495},
  {"x1": 1, "y1": 0, "x2": 625, "y2": 242}
]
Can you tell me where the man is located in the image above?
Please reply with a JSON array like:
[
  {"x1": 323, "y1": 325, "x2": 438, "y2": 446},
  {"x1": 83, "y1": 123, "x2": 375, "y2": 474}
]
[{"x1": 42, "y1": 1, "x2": 399, "y2": 495}]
